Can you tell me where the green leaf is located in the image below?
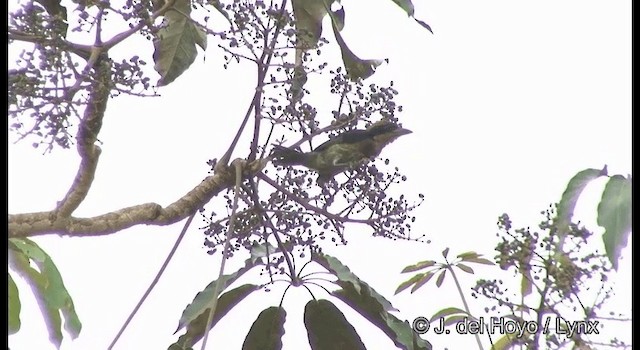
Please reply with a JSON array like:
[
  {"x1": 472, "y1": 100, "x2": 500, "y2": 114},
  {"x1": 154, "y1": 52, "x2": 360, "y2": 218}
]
[
  {"x1": 175, "y1": 259, "x2": 257, "y2": 332},
  {"x1": 312, "y1": 252, "x2": 396, "y2": 311},
  {"x1": 429, "y1": 307, "x2": 468, "y2": 323},
  {"x1": 9, "y1": 237, "x2": 47, "y2": 262},
  {"x1": 410, "y1": 271, "x2": 435, "y2": 293},
  {"x1": 9, "y1": 273, "x2": 21, "y2": 334},
  {"x1": 332, "y1": 26, "x2": 384, "y2": 80},
  {"x1": 171, "y1": 284, "x2": 259, "y2": 349},
  {"x1": 34, "y1": 0, "x2": 69, "y2": 36},
  {"x1": 333, "y1": 284, "x2": 432, "y2": 350},
  {"x1": 463, "y1": 257, "x2": 494, "y2": 266},
  {"x1": 242, "y1": 306, "x2": 286, "y2": 350},
  {"x1": 401, "y1": 260, "x2": 436, "y2": 273},
  {"x1": 395, "y1": 273, "x2": 425, "y2": 295},
  {"x1": 304, "y1": 299, "x2": 366, "y2": 350},
  {"x1": 456, "y1": 251, "x2": 479, "y2": 259},
  {"x1": 413, "y1": 18, "x2": 433, "y2": 34},
  {"x1": 389, "y1": 0, "x2": 415, "y2": 16},
  {"x1": 456, "y1": 263, "x2": 474, "y2": 274},
  {"x1": 435, "y1": 269, "x2": 446, "y2": 287},
  {"x1": 291, "y1": 0, "x2": 335, "y2": 49},
  {"x1": 153, "y1": 0, "x2": 208, "y2": 86},
  {"x1": 8, "y1": 239, "x2": 82, "y2": 347},
  {"x1": 443, "y1": 314, "x2": 468, "y2": 327},
  {"x1": 556, "y1": 166, "x2": 607, "y2": 232},
  {"x1": 598, "y1": 175, "x2": 632, "y2": 270}
]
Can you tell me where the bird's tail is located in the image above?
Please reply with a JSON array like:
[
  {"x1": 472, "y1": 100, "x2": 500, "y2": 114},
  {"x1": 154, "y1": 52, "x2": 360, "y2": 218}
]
[{"x1": 271, "y1": 145, "x2": 308, "y2": 166}]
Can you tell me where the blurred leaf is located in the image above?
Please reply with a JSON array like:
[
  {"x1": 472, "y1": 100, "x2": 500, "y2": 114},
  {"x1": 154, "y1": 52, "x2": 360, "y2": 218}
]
[
  {"x1": 410, "y1": 271, "x2": 435, "y2": 293},
  {"x1": 395, "y1": 273, "x2": 425, "y2": 295},
  {"x1": 456, "y1": 251, "x2": 479, "y2": 259},
  {"x1": 429, "y1": 307, "x2": 468, "y2": 323},
  {"x1": 456, "y1": 263, "x2": 474, "y2": 274},
  {"x1": 443, "y1": 314, "x2": 468, "y2": 327},
  {"x1": 463, "y1": 257, "x2": 494, "y2": 266},
  {"x1": 304, "y1": 299, "x2": 366, "y2": 350},
  {"x1": 34, "y1": 0, "x2": 68, "y2": 36},
  {"x1": 291, "y1": 0, "x2": 334, "y2": 49},
  {"x1": 598, "y1": 175, "x2": 632, "y2": 270},
  {"x1": 413, "y1": 18, "x2": 433, "y2": 33},
  {"x1": 435, "y1": 269, "x2": 446, "y2": 287},
  {"x1": 556, "y1": 166, "x2": 607, "y2": 232},
  {"x1": 9, "y1": 273, "x2": 21, "y2": 334},
  {"x1": 175, "y1": 258, "x2": 257, "y2": 332},
  {"x1": 8, "y1": 238, "x2": 81, "y2": 347},
  {"x1": 333, "y1": 284, "x2": 432, "y2": 350},
  {"x1": 389, "y1": 0, "x2": 415, "y2": 16},
  {"x1": 442, "y1": 248, "x2": 450, "y2": 259},
  {"x1": 401, "y1": 260, "x2": 436, "y2": 273},
  {"x1": 312, "y1": 252, "x2": 397, "y2": 311},
  {"x1": 153, "y1": 0, "x2": 208, "y2": 86},
  {"x1": 242, "y1": 306, "x2": 286, "y2": 350},
  {"x1": 171, "y1": 284, "x2": 259, "y2": 349}
]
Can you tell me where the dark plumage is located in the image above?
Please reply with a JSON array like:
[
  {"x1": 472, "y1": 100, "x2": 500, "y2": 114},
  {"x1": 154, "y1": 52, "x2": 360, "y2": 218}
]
[{"x1": 271, "y1": 120, "x2": 412, "y2": 184}]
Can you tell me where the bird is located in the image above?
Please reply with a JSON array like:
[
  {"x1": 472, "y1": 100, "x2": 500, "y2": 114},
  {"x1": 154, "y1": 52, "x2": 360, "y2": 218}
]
[{"x1": 271, "y1": 120, "x2": 412, "y2": 184}]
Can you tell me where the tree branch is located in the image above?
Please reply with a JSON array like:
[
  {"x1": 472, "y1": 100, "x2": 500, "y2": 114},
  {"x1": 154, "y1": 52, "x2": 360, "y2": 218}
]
[
  {"x1": 56, "y1": 54, "x2": 111, "y2": 217},
  {"x1": 8, "y1": 159, "x2": 269, "y2": 238}
]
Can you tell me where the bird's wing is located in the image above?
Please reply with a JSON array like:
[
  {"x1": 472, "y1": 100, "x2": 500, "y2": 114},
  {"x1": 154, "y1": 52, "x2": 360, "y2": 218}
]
[{"x1": 313, "y1": 129, "x2": 370, "y2": 152}]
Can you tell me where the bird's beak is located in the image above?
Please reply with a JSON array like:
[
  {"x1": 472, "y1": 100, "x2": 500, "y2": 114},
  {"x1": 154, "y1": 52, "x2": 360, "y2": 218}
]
[{"x1": 395, "y1": 128, "x2": 413, "y2": 136}]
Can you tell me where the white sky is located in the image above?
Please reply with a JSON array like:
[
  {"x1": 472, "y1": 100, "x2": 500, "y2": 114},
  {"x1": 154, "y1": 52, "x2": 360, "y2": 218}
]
[{"x1": 8, "y1": 0, "x2": 631, "y2": 349}]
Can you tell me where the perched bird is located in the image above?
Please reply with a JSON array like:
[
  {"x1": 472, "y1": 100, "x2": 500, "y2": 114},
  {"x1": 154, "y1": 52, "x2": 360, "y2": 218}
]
[{"x1": 271, "y1": 120, "x2": 412, "y2": 184}]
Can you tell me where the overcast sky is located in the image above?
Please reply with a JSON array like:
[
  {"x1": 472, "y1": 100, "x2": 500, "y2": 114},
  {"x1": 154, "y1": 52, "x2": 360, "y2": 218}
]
[{"x1": 9, "y1": 0, "x2": 631, "y2": 349}]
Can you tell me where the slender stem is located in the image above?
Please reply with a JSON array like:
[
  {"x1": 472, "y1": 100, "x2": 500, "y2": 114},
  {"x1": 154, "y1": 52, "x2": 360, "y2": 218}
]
[
  {"x1": 201, "y1": 159, "x2": 244, "y2": 350},
  {"x1": 447, "y1": 265, "x2": 485, "y2": 350},
  {"x1": 107, "y1": 212, "x2": 197, "y2": 350}
]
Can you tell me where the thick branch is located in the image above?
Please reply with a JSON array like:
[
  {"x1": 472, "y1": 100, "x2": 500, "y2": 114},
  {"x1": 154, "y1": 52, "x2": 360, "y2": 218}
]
[
  {"x1": 56, "y1": 56, "x2": 111, "y2": 217},
  {"x1": 8, "y1": 160, "x2": 269, "y2": 238}
]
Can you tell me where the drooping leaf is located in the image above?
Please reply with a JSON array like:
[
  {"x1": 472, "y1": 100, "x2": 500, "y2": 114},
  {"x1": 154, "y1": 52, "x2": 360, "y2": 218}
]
[
  {"x1": 153, "y1": 0, "x2": 208, "y2": 86},
  {"x1": 9, "y1": 273, "x2": 21, "y2": 334},
  {"x1": 429, "y1": 307, "x2": 468, "y2": 323},
  {"x1": 413, "y1": 18, "x2": 433, "y2": 34},
  {"x1": 304, "y1": 299, "x2": 366, "y2": 350},
  {"x1": 333, "y1": 284, "x2": 432, "y2": 350},
  {"x1": 597, "y1": 175, "x2": 632, "y2": 270},
  {"x1": 170, "y1": 284, "x2": 259, "y2": 349},
  {"x1": 291, "y1": 0, "x2": 335, "y2": 49},
  {"x1": 312, "y1": 252, "x2": 396, "y2": 311},
  {"x1": 8, "y1": 239, "x2": 82, "y2": 347},
  {"x1": 441, "y1": 248, "x2": 450, "y2": 259},
  {"x1": 331, "y1": 23, "x2": 384, "y2": 80},
  {"x1": 400, "y1": 260, "x2": 436, "y2": 273},
  {"x1": 242, "y1": 306, "x2": 286, "y2": 350},
  {"x1": 175, "y1": 259, "x2": 258, "y2": 332},
  {"x1": 389, "y1": 0, "x2": 415, "y2": 16},
  {"x1": 556, "y1": 166, "x2": 608, "y2": 232}
]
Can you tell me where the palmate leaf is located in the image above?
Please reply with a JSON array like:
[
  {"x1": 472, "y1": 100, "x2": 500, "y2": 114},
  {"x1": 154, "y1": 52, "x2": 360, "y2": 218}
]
[
  {"x1": 304, "y1": 299, "x2": 366, "y2": 350},
  {"x1": 174, "y1": 258, "x2": 258, "y2": 333},
  {"x1": 597, "y1": 175, "x2": 632, "y2": 270},
  {"x1": 333, "y1": 283, "x2": 432, "y2": 350},
  {"x1": 242, "y1": 306, "x2": 286, "y2": 350},
  {"x1": 169, "y1": 284, "x2": 259, "y2": 350},
  {"x1": 312, "y1": 252, "x2": 431, "y2": 349},
  {"x1": 153, "y1": 0, "x2": 207, "y2": 86},
  {"x1": 8, "y1": 238, "x2": 82, "y2": 348}
]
